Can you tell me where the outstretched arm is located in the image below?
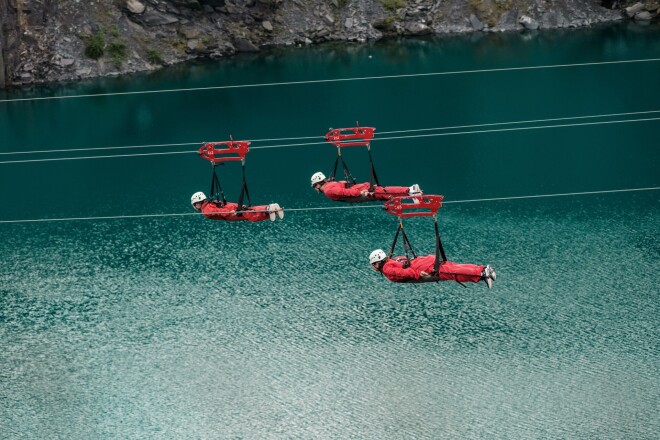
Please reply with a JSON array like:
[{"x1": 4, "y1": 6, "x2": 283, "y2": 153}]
[
  {"x1": 383, "y1": 262, "x2": 422, "y2": 281},
  {"x1": 324, "y1": 184, "x2": 368, "y2": 200}
]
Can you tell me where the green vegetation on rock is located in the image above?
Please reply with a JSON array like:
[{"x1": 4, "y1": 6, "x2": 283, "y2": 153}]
[
  {"x1": 108, "y1": 40, "x2": 128, "y2": 69},
  {"x1": 468, "y1": 0, "x2": 515, "y2": 27},
  {"x1": 84, "y1": 27, "x2": 128, "y2": 68},
  {"x1": 146, "y1": 49, "x2": 164, "y2": 65},
  {"x1": 378, "y1": 0, "x2": 405, "y2": 10},
  {"x1": 84, "y1": 31, "x2": 105, "y2": 60}
]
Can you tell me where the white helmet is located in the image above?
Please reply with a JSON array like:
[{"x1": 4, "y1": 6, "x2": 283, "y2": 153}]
[
  {"x1": 311, "y1": 171, "x2": 326, "y2": 187},
  {"x1": 191, "y1": 191, "x2": 207, "y2": 205},
  {"x1": 369, "y1": 249, "x2": 387, "y2": 265}
]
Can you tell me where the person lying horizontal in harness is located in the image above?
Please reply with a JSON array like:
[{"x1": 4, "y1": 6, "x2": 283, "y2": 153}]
[
  {"x1": 191, "y1": 192, "x2": 283, "y2": 222},
  {"x1": 369, "y1": 249, "x2": 497, "y2": 288},
  {"x1": 310, "y1": 172, "x2": 422, "y2": 202}
]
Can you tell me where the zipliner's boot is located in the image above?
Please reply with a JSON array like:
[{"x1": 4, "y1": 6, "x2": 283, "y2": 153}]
[
  {"x1": 267, "y1": 203, "x2": 284, "y2": 221},
  {"x1": 482, "y1": 265, "x2": 496, "y2": 288},
  {"x1": 267, "y1": 204, "x2": 277, "y2": 221}
]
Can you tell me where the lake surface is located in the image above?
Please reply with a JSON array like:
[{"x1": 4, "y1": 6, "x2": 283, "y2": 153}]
[{"x1": 1, "y1": 23, "x2": 659, "y2": 439}]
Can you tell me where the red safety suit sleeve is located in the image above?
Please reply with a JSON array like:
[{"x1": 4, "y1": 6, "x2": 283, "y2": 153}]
[
  {"x1": 323, "y1": 182, "x2": 370, "y2": 201},
  {"x1": 201, "y1": 201, "x2": 239, "y2": 220},
  {"x1": 382, "y1": 258, "x2": 422, "y2": 282}
]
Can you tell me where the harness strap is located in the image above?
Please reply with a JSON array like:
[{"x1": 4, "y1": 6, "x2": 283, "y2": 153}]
[
  {"x1": 389, "y1": 220, "x2": 417, "y2": 266},
  {"x1": 402, "y1": 227, "x2": 417, "y2": 261},
  {"x1": 237, "y1": 162, "x2": 252, "y2": 210},
  {"x1": 329, "y1": 150, "x2": 356, "y2": 186},
  {"x1": 388, "y1": 223, "x2": 401, "y2": 259},
  {"x1": 210, "y1": 165, "x2": 227, "y2": 204},
  {"x1": 432, "y1": 216, "x2": 448, "y2": 273},
  {"x1": 367, "y1": 146, "x2": 381, "y2": 192}
]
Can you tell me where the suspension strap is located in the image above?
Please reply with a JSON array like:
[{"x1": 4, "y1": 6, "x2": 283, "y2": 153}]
[
  {"x1": 367, "y1": 145, "x2": 381, "y2": 191},
  {"x1": 388, "y1": 219, "x2": 417, "y2": 264},
  {"x1": 432, "y1": 215, "x2": 448, "y2": 274},
  {"x1": 388, "y1": 222, "x2": 401, "y2": 258},
  {"x1": 236, "y1": 160, "x2": 252, "y2": 210},
  {"x1": 403, "y1": 226, "x2": 417, "y2": 260},
  {"x1": 330, "y1": 149, "x2": 356, "y2": 186},
  {"x1": 209, "y1": 164, "x2": 226, "y2": 204}
]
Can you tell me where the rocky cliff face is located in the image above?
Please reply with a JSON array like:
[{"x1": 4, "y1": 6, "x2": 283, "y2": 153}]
[{"x1": 0, "y1": 0, "x2": 656, "y2": 89}]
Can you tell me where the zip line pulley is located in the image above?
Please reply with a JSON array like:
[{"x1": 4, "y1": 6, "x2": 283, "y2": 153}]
[
  {"x1": 198, "y1": 137, "x2": 252, "y2": 208},
  {"x1": 383, "y1": 195, "x2": 448, "y2": 273},
  {"x1": 325, "y1": 123, "x2": 380, "y2": 190}
]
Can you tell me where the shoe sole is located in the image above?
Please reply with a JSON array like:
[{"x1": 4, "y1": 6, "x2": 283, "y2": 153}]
[
  {"x1": 487, "y1": 265, "x2": 496, "y2": 281},
  {"x1": 268, "y1": 203, "x2": 284, "y2": 220}
]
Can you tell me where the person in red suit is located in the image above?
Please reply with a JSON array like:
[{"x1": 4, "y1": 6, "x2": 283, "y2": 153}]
[
  {"x1": 190, "y1": 192, "x2": 283, "y2": 222},
  {"x1": 368, "y1": 249, "x2": 497, "y2": 288},
  {"x1": 310, "y1": 171, "x2": 422, "y2": 202}
]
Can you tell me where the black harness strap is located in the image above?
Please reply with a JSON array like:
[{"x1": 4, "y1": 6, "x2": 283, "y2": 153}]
[
  {"x1": 389, "y1": 220, "x2": 417, "y2": 266},
  {"x1": 236, "y1": 162, "x2": 252, "y2": 210},
  {"x1": 367, "y1": 146, "x2": 381, "y2": 192},
  {"x1": 388, "y1": 223, "x2": 401, "y2": 258},
  {"x1": 209, "y1": 165, "x2": 227, "y2": 204},
  {"x1": 432, "y1": 216, "x2": 448, "y2": 274},
  {"x1": 330, "y1": 150, "x2": 356, "y2": 186}
]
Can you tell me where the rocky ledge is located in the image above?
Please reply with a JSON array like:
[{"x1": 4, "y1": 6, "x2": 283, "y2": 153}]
[{"x1": 0, "y1": 0, "x2": 658, "y2": 89}]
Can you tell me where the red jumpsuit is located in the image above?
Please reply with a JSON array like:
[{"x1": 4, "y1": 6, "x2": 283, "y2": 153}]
[
  {"x1": 382, "y1": 255, "x2": 485, "y2": 284},
  {"x1": 322, "y1": 181, "x2": 409, "y2": 202},
  {"x1": 200, "y1": 201, "x2": 270, "y2": 222}
]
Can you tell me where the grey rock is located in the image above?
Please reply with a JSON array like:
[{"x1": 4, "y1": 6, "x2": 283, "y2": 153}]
[
  {"x1": 132, "y1": 9, "x2": 179, "y2": 26},
  {"x1": 182, "y1": 27, "x2": 201, "y2": 39},
  {"x1": 469, "y1": 14, "x2": 483, "y2": 31},
  {"x1": 80, "y1": 24, "x2": 93, "y2": 37},
  {"x1": 625, "y1": 2, "x2": 644, "y2": 17},
  {"x1": 262, "y1": 20, "x2": 273, "y2": 31},
  {"x1": 59, "y1": 58, "x2": 75, "y2": 67},
  {"x1": 172, "y1": 0, "x2": 202, "y2": 9},
  {"x1": 200, "y1": 0, "x2": 226, "y2": 6},
  {"x1": 519, "y1": 15, "x2": 539, "y2": 30},
  {"x1": 126, "y1": 0, "x2": 146, "y2": 14},
  {"x1": 234, "y1": 38, "x2": 259, "y2": 52},
  {"x1": 345, "y1": 18, "x2": 353, "y2": 29},
  {"x1": 634, "y1": 11, "x2": 652, "y2": 20},
  {"x1": 323, "y1": 14, "x2": 334, "y2": 25},
  {"x1": 404, "y1": 22, "x2": 432, "y2": 35}
]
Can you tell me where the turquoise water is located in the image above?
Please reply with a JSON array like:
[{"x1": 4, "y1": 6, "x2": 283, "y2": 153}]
[{"x1": 1, "y1": 23, "x2": 659, "y2": 438}]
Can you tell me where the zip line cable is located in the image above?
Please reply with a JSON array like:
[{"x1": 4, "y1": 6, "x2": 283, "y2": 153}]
[
  {"x1": 1, "y1": 58, "x2": 659, "y2": 104},
  {"x1": 376, "y1": 109, "x2": 660, "y2": 136},
  {"x1": 0, "y1": 187, "x2": 657, "y2": 224},
  {"x1": 2, "y1": 115, "x2": 659, "y2": 165},
  {"x1": 3, "y1": 109, "x2": 659, "y2": 157},
  {"x1": 0, "y1": 141, "x2": 202, "y2": 156}
]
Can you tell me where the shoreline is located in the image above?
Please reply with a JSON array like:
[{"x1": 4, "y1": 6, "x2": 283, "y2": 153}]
[{"x1": 0, "y1": 0, "x2": 658, "y2": 90}]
